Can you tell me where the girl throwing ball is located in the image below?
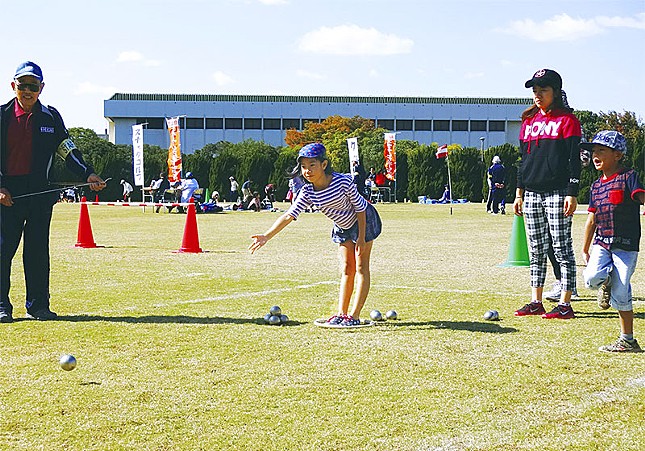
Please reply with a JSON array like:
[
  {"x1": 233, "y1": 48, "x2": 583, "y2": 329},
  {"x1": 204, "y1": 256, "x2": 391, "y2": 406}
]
[{"x1": 249, "y1": 143, "x2": 382, "y2": 326}]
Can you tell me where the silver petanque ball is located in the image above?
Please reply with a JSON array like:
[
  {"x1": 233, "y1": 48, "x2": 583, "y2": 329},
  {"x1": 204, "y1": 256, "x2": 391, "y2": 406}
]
[
  {"x1": 263, "y1": 313, "x2": 272, "y2": 324},
  {"x1": 370, "y1": 310, "x2": 383, "y2": 321},
  {"x1": 279, "y1": 314, "x2": 289, "y2": 324},
  {"x1": 385, "y1": 310, "x2": 398, "y2": 320},
  {"x1": 268, "y1": 315, "x2": 282, "y2": 325},
  {"x1": 483, "y1": 310, "x2": 499, "y2": 321},
  {"x1": 269, "y1": 305, "x2": 282, "y2": 316},
  {"x1": 59, "y1": 354, "x2": 77, "y2": 371}
]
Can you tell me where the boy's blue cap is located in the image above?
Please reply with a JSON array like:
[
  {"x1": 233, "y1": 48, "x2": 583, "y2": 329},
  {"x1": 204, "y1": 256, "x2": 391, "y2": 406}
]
[
  {"x1": 298, "y1": 143, "x2": 326, "y2": 159},
  {"x1": 14, "y1": 61, "x2": 43, "y2": 81},
  {"x1": 580, "y1": 130, "x2": 627, "y2": 154}
]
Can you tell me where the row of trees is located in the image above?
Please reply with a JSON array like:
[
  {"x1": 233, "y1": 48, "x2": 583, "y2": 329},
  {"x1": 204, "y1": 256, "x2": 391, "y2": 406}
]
[{"x1": 53, "y1": 111, "x2": 645, "y2": 204}]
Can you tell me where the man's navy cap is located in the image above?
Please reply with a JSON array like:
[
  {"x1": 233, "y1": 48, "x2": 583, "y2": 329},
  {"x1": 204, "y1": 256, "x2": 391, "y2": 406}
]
[
  {"x1": 298, "y1": 142, "x2": 326, "y2": 159},
  {"x1": 14, "y1": 61, "x2": 43, "y2": 81},
  {"x1": 525, "y1": 68, "x2": 561, "y2": 90},
  {"x1": 580, "y1": 130, "x2": 627, "y2": 154}
]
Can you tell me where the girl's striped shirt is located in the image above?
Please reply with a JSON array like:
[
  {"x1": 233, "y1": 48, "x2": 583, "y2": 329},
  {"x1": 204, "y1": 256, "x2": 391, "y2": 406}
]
[{"x1": 286, "y1": 172, "x2": 368, "y2": 229}]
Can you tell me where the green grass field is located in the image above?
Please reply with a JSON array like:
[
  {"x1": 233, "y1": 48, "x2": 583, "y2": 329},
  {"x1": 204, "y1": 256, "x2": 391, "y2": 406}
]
[{"x1": 1, "y1": 202, "x2": 644, "y2": 450}]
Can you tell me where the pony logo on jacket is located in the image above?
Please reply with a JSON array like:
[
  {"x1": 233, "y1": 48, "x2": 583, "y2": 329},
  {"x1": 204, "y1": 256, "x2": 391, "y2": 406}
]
[
  {"x1": 40, "y1": 126, "x2": 55, "y2": 134},
  {"x1": 523, "y1": 120, "x2": 562, "y2": 140}
]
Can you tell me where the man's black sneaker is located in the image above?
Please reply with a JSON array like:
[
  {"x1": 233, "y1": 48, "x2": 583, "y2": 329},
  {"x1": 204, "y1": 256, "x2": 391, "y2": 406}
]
[
  {"x1": 25, "y1": 309, "x2": 58, "y2": 321},
  {"x1": 0, "y1": 311, "x2": 13, "y2": 323}
]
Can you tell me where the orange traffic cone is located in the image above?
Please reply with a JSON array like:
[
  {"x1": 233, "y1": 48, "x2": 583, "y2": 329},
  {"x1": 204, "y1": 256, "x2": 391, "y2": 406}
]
[
  {"x1": 176, "y1": 198, "x2": 203, "y2": 253},
  {"x1": 94, "y1": 194, "x2": 99, "y2": 203},
  {"x1": 75, "y1": 196, "x2": 99, "y2": 248}
]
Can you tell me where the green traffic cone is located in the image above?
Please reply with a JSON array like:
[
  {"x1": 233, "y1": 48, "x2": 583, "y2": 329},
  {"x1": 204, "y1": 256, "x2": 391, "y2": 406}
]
[
  {"x1": 499, "y1": 214, "x2": 530, "y2": 267},
  {"x1": 205, "y1": 188, "x2": 211, "y2": 202}
]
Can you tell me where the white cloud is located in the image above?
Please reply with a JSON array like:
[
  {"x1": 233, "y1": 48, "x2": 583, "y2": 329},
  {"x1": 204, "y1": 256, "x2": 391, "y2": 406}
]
[
  {"x1": 500, "y1": 12, "x2": 645, "y2": 42},
  {"x1": 116, "y1": 51, "x2": 161, "y2": 67},
  {"x1": 298, "y1": 24, "x2": 413, "y2": 55},
  {"x1": 116, "y1": 51, "x2": 143, "y2": 63},
  {"x1": 296, "y1": 69, "x2": 325, "y2": 80},
  {"x1": 213, "y1": 71, "x2": 235, "y2": 86},
  {"x1": 463, "y1": 72, "x2": 485, "y2": 80},
  {"x1": 74, "y1": 81, "x2": 118, "y2": 96}
]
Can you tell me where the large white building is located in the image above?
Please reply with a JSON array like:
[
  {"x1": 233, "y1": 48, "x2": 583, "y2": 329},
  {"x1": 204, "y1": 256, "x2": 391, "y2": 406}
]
[{"x1": 104, "y1": 94, "x2": 533, "y2": 153}]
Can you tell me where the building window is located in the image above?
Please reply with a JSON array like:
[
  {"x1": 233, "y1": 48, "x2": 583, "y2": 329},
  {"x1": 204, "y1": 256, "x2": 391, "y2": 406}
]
[
  {"x1": 263, "y1": 118, "x2": 281, "y2": 130},
  {"x1": 378, "y1": 119, "x2": 394, "y2": 130},
  {"x1": 415, "y1": 120, "x2": 431, "y2": 131},
  {"x1": 206, "y1": 118, "x2": 223, "y2": 129},
  {"x1": 470, "y1": 120, "x2": 487, "y2": 131},
  {"x1": 452, "y1": 120, "x2": 468, "y2": 131},
  {"x1": 137, "y1": 118, "x2": 164, "y2": 129},
  {"x1": 433, "y1": 120, "x2": 450, "y2": 131},
  {"x1": 186, "y1": 118, "x2": 204, "y2": 129},
  {"x1": 225, "y1": 118, "x2": 243, "y2": 129},
  {"x1": 396, "y1": 119, "x2": 413, "y2": 131},
  {"x1": 303, "y1": 118, "x2": 319, "y2": 126},
  {"x1": 244, "y1": 118, "x2": 262, "y2": 130},
  {"x1": 283, "y1": 118, "x2": 300, "y2": 130},
  {"x1": 264, "y1": 119, "x2": 280, "y2": 130},
  {"x1": 489, "y1": 120, "x2": 506, "y2": 132}
]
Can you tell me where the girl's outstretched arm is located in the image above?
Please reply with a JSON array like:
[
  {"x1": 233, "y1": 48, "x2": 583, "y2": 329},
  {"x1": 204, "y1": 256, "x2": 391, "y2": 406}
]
[{"x1": 249, "y1": 213, "x2": 294, "y2": 254}]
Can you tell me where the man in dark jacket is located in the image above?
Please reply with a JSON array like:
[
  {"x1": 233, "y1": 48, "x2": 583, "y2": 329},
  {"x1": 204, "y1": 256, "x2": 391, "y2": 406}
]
[{"x1": 0, "y1": 61, "x2": 105, "y2": 323}]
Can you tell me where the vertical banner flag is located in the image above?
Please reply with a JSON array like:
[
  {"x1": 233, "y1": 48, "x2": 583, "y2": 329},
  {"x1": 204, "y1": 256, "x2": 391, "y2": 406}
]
[
  {"x1": 384, "y1": 133, "x2": 396, "y2": 181},
  {"x1": 347, "y1": 137, "x2": 359, "y2": 174},
  {"x1": 166, "y1": 117, "x2": 182, "y2": 183},
  {"x1": 131, "y1": 124, "x2": 145, "y2": 186},
  {"x1": 436, "y1": 144, "x2": 448, "y2": 159}
]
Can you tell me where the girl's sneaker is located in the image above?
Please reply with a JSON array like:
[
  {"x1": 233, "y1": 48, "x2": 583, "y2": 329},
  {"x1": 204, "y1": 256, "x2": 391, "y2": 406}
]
[
  {"x1": 326, "y1": 314, "x2": 347, "y2": 325},
  {"x1": 542, "y1": 304, "x2": 575, "y2": 319},
  {"x1": 599, "y1": 338, "x2": 642, "y2": 353},
  {"x1": 340, "y1": 316, "x2": 361, "y2": 327},
  {"x1": 514, "y1": 302, "x2": 546, "y2": 316}
]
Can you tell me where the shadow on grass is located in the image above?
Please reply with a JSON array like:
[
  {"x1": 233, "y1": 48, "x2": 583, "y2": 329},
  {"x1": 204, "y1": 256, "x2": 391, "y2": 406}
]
[
  {"x1": 575, "y1": 311, "x2": 645, "y2": 319},
  {"x1": 380, "y1": 320, "x2": 517, "y2": 333},
  {"x1": 55, "y1": 315, "x2": 307, "y2": 326}
]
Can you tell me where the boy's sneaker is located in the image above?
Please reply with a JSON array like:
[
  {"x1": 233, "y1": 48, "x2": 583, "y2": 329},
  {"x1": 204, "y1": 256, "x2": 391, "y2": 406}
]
[
  {"x1": 326, "y1": 314, "x2": 347, "y2": 325},
  {"x1": 570, "y1": 289, "x2": 580, "y2": 301},
  {"x1": 340, "y1": 316, "x2": 361, "y2": 327},
  {"x1": 599, "y1": 338, "x2": 642, "y2": 353},
  {"x1": 544, "y1": 281, "x2": 562, "y2": 301},
  {"x1": 25, "y1": 309, "x2": 58, "y2": 321},
  {"x1": 598, "y1": 277, "x2": 612, "y2": 310},
  {"x1": 542, "y1": 304, "x2": 575, "y2": 319},
  {"x1": 514, "y1": 302, "x2": 546, "y2": 316}
]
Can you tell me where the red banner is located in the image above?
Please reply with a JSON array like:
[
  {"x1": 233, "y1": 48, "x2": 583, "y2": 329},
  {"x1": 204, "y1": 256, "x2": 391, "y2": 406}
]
[
  {"x1": 166, "y1": 117, "x2": 182, "y2": 183},
  {"x1": 384, "y1": 133, "x2": 396, "y2": 181}
]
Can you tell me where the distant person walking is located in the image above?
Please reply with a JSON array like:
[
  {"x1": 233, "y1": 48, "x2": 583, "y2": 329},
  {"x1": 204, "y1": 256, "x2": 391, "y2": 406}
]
[{"x1": 488, "y1": 156, "x2": 506, "y2": 214}]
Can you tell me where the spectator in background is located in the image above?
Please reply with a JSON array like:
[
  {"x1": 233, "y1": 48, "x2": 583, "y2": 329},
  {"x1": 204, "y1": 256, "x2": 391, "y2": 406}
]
[
  {"x1": 153, "y1": 172, "x2": 170, "y2": 213},
  {"x1": 374, "y1": 169, "x2": 387, "y2": 187},
  {"x1": 177, "y1": 172, "x2": 199, "y2": 213},
  {"x1": 242, "y1": 179, "x2": 252, "y2": 199},
  {"x1": 352, "y1": 160, "x2": 368, "y2": 200},
  {"x1": 120, "y1": 179, "x2": 133, "y2": 202},
  {"x1": 229, "y1": 176, "x2": 239, "y2": 203},
  {"x1": 488, "y1": 155, "x2": 506, "y2": 214}
]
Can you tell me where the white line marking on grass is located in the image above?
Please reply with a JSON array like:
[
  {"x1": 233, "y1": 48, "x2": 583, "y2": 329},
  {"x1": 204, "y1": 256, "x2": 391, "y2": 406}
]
[{"x1": 154, "y1": 281, "x2": 337, "y2": 307}]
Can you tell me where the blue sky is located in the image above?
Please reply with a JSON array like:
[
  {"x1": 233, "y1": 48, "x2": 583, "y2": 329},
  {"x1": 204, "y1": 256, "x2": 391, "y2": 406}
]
[{"x1": 2, "y1": 0, "x2": 644, "y2": 134}]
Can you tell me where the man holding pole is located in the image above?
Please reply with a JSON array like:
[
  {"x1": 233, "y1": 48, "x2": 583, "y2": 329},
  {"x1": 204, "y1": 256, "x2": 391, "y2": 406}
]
[{"x1": 0, "y1": 61, "x2": 105, "y2": 323}]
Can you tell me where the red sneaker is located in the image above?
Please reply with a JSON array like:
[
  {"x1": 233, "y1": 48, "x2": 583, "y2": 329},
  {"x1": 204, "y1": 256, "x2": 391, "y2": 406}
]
[
  {"x1": 542, "y1": 304, "x2": 575, "y2": 319},
  {"x1": 514, "y1": 302, "x2": 546, "y2": 316}
]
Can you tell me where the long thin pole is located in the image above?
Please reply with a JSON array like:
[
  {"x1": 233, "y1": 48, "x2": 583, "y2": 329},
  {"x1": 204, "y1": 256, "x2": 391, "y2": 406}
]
[
  {"x1": 12, "y1": 178, "x2": 112, "y2": 200},
  {"x1": 447, "y1": 153, "x2": 453, "y2": 215}
]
